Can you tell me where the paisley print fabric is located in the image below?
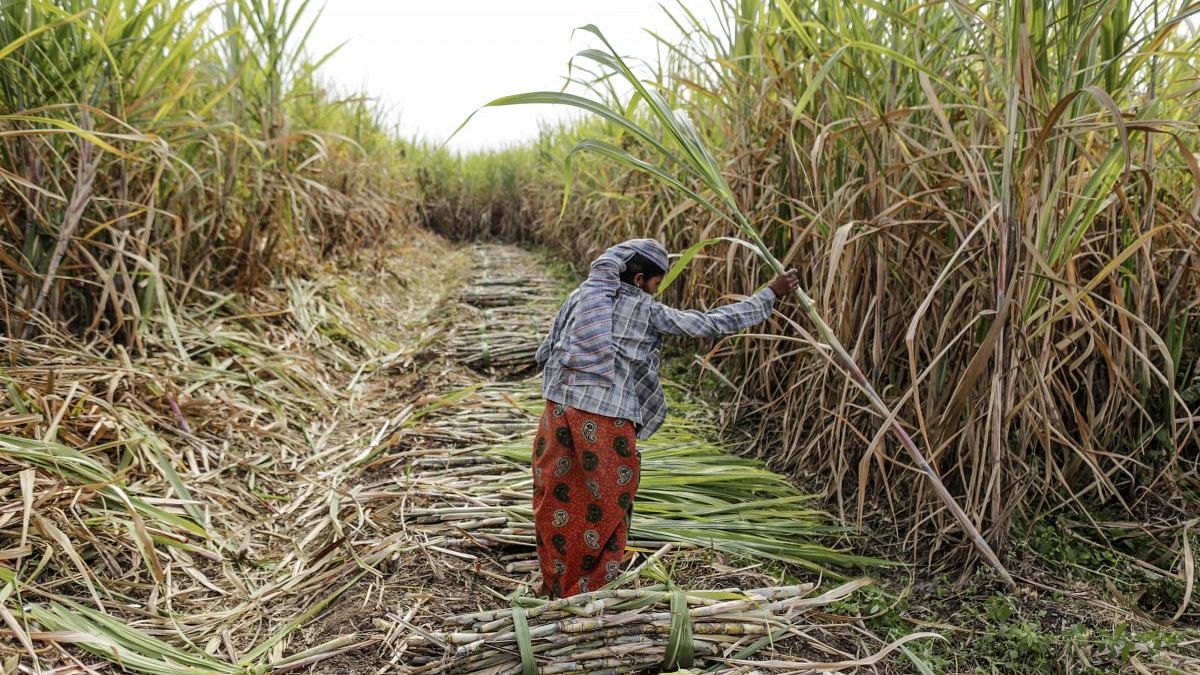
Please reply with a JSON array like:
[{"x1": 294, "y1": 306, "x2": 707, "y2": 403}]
[{"x1": 532, "y1": 399, "x2": 640, "y2": 599}]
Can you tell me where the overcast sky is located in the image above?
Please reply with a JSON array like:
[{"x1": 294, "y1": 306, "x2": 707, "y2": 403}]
[{"x1": 303, "y1": 1, "x2": 720, "y2": 154}]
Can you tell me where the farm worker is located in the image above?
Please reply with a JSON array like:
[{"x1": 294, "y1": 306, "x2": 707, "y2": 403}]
[{"x1": 532, "y1": 238, "x2": 799, "y2": 597}]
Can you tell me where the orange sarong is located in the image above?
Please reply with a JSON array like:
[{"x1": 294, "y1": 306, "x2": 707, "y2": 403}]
[{"x1": 531, "y1": 400, "x2": 640, "y2": 598}]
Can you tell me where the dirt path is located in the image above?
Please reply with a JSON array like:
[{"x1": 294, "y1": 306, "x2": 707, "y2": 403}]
[
  {"x1": 298, "y1": 243, "x2": 885, "y2": 673},
  {"x1": 286, "y1": 242, "x2": 570, "y2": 671},
  {"x1": 1, "y1": 237, "x2": 885, "y2": 674},
  {"x1": 0, "y1": 233, "x2": 496, "y2": 673}
]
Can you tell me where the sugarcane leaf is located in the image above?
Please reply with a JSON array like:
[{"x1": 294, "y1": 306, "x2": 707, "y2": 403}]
[
  {"x1": 0, "y1": 9, "x2": 88, "y2": 61},
  {"x1": 27, "y1": 600, "x2": 241, "y2": 674},
  {"x1": 663, "y1": 585, "x2": 694, "y2": 669},
  {"x1": 33, "y1": 515, "x2": 105, "y2": 611},
  {"x1": 657, "y1": 236, "x2": 759, "y2": 294},
  {"x1": 566, "y1": 139, "x2": 736, "y2": 229},
  {"x1": 1026, "y1": 145, "x2": 1126, "y2": 320},
  {"x1": 791, "y1": 44, "x2": 849, "y2": 122},
  {"x1": 134, "y1": 426, "x2": 209, "y2": 531},
  {"x1": 0, "y1": 583, "x2": 35, "y2": 663},
  {"x1": 901, "y1": 645, "x2": 938, "y2": 675},
  {"x1": 243, "y1": 569, "x2": 368, "y2": 664},
  {"x1": 510, "y1": 602, "x2": 537, "y2": 675},
  {"x1": 481, "y1": 90, "x2": 688, "y2": 170}
]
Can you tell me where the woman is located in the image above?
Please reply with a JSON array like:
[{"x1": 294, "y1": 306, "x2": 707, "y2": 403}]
[{"x1": 532, "y1": 238, "x2": 798, "y2": 597}]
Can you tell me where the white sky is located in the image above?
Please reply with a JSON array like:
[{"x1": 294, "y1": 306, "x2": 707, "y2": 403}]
[{"x1": 303, "y1": 1, "x2": 721, "y2": 154}]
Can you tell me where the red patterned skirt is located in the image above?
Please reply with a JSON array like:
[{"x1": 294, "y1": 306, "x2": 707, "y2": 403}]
[{"x1": 532, "y1": 400, "x2": 640, "y2": 598}]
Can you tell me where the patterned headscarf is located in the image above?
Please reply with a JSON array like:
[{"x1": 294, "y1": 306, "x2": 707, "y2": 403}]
[{"x1": 561, "y1": 238, "x2": 670, "y2": 384}]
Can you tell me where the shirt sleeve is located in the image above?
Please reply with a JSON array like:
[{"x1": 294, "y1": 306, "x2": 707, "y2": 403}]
[
  {"x1": 535, "y1": 294, "x2": 573, "y2": 368},
  {"x1": 649, "y1": 287, "x2": 776, "y2": 338}
]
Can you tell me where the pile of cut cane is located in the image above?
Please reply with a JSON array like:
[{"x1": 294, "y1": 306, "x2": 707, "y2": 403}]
[
  {"x1": 404, "y1": 568, "x2": 935, "y2": 674},
  {"x1": 409, "y1": 581, "x2": 852, "y2": 673}
]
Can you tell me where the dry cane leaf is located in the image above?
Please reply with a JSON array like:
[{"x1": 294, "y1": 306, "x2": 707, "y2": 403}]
[{"x1": 1171, "y1": 521, "x2": 1195, "y2": 623}]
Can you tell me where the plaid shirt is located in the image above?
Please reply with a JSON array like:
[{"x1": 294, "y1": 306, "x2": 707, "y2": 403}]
[{"x1": 536, "y1": 283, "x2": 777, "y2": 439}]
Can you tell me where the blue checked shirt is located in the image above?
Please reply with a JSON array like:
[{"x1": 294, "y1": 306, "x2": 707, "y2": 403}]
[{"x1": 535, "y1": 283, "x2": 777, "y2": 439}]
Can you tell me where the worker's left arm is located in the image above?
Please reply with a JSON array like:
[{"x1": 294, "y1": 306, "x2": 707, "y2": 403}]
[{"x1": 648, "y1": 270, "x2": 798, "y2": 338}]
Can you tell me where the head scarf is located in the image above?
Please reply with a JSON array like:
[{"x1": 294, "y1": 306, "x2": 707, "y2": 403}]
[{"x1": 560, "y1": 238, "x2": 670, "y2": 385}]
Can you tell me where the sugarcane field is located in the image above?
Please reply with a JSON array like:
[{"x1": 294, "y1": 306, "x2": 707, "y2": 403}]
[{"x1": 1, "y1": 0, "x2": 1199, "y2": 673}]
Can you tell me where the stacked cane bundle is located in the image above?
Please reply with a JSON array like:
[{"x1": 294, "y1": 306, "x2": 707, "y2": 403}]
[
  {"x1": 458, "y1": 246, "x2": 560, "y2": 310},
  {"x1": 461, "y1": 281, "x2": 559, "y2": 309},
  {"x1": 445, "y1": 244, "x2": 563, "y2": 374},
  {"x1": 404, "y1": 579, "x2": 885, "y2": 673},
  {"x1": 446, "y1": 329, "x2": 543, "y2": 371}
]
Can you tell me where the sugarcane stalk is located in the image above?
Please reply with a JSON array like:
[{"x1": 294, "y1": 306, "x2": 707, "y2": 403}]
[
  {"x1": 429, "y1": 650, "x2": 516, "y2": 674},
  {"x1": 478, "y1": 588, "x2": 667, "y2": 633},
  {"x1": 740, "y1": 583, "x2": 815, "y2": 601},
  {"x1": 23, "y1": 117, "x2": 101, "y2": 338},
  {"x1": 734, "y1": 221, "x2": 1013, "y2": 588},
  {"x1": 466, "y1": 25, "x2": 1015, "y2": 588},
  {"x1": 541, "y1": 625, "x2": 671, "y2": 656}
]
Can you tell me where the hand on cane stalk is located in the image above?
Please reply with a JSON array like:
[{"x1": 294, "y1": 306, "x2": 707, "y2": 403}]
[{"x1": 767, "y1": 269, "x2": 800, "y2": 298}]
